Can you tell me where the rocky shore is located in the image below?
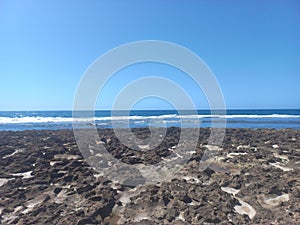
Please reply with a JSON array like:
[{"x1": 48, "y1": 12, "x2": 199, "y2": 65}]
[{"x1": 0, "y1": 128, "x2": 299, "y2": 224}]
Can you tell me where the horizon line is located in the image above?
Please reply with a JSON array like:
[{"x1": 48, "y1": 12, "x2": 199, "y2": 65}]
[{"x1": 0, "y1": 108, "x2": 300, "y2": 112}]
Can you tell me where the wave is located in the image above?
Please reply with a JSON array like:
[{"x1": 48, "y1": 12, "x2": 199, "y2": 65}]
[
  {"x1": 0, "y1": 117, "x2": 92, "y2": 124},
  {"x1": 0, "y1": 114, "x2": 300, "y2": 124}
]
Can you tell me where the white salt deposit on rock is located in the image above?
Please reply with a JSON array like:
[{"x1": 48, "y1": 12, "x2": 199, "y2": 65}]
[
  {"x1": 273, "y1": 152, "x2": 289, "y2": 161},
  {"x1": 269, "y1": 162, "x2": 293, "y2": 171},
  {"x1": 234, "y1": 198, "x2": 256, "y2": 220},
  {"x1": 22, "y1": 196, "x2": 44, "y2": 214},
  {"x1": 203, "y1": 145, "x2": 220, "y2": 151},
  {"x1": 0, "y1": 178, "x2": 13, "y2": 187},
  {"x1": 138, "y1": 145, "x2": 150, "y2": 150},
  {"x1": 50, "y1": 161, "x2": 59, "y2": 166},
  {"x1": 133, "y1": 212, "x2": 150, "y2": 222},
  {"x1": 258, "y1": 193, "x2": 290, "y2": 209},
  {"x1": 54, "y1": 154, "x2": 80, "y2": 160},
  {"x1": 227, "y1": 152, "x2": 248, "y2": 158},
  {"x1": 264, "y1": 194, "x2": 289, "y2": 206},
  {"x1": 2, "y1": 148, "x2": 24, "y2": 159},
  {"x1": 168, "y1": 146, "x2": 176, "y2": 151},
  {"x1": 221, "y1": 186, "x2": 256, "y2": 219},
  {"x1": 12, "y1": 171, "x2": 33, "y2": 179},
  {"x1": 237, "y1": 145, "x2": 250, "y2": 150},
  {"x1": 221, "y1": 186, "x2": 240, "y2": 196},
  {"x1": 183, "y1": 176, "x2": 200, "y2": 184},
  {"x1": 177, "y1": 211, "x2": 185, "y2": 221}
]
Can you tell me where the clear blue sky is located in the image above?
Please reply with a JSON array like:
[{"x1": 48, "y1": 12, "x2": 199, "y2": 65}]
[{"x1": 0, "y1": 0, "x2": 299, "y2": 110}]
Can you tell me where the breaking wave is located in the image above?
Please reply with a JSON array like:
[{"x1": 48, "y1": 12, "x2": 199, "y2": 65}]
[{"x1": 0, "y1": 114, "x2": 299, "y2": 124}]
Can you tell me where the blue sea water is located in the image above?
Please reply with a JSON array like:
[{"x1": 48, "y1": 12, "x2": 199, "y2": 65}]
[{"x1": 0, "y1": 109, "x2": 299, "y2": 131}]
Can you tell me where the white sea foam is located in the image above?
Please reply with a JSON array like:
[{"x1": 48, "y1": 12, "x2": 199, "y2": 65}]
[
  {"x1": 212, "y1": 114, "x2": 300, "y2": 119},
  {"x1": 0, "y1": 116, "x2": 93, "y2": 124},
  {"x1": 0, "y1": 114, "x2": 299, "y2": 124}
]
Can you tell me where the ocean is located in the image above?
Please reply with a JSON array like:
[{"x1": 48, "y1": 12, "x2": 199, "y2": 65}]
[{"x1": 0, "y1": 109, "x2": 299, "y2": 131}]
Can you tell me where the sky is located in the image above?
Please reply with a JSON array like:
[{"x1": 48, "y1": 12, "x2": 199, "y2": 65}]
[{"x1": 0, "y1": 0, "x2": 299, "y2": 110}]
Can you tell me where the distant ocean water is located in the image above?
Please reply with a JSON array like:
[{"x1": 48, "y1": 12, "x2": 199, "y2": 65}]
[{"x1": 0, "y1": 109, "x2": 299, "y2": 131}]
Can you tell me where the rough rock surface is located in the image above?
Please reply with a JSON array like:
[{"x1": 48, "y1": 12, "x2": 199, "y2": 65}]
[{"x1": 0, "y1": 128, "x2": 299, "y2": 224}]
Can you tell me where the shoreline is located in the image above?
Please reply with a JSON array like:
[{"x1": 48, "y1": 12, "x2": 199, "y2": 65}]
[
  {"x1": 0, "y1": 126, "x2": 299, "y2": 132},
  {"x1": 0, "y1": 128, "x2": 299, "y2": 224}
]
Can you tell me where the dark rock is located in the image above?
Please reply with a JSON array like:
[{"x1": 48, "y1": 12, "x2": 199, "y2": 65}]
[
  {"x1": 54, "y1": 187, "x2": 62, "y2": 194},
  {"x1": 0, "y1": 128, "x2": 299, "y2": 224}
]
